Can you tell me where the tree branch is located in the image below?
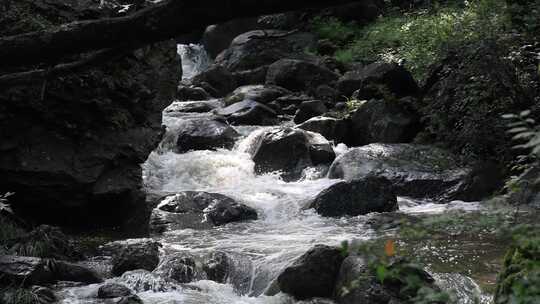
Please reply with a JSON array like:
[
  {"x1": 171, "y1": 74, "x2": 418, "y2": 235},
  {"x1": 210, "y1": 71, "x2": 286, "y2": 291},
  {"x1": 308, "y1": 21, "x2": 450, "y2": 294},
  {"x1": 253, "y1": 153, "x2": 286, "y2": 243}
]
[{"x1": 0, "y1": 0, "x2": 361, "y2": 69}]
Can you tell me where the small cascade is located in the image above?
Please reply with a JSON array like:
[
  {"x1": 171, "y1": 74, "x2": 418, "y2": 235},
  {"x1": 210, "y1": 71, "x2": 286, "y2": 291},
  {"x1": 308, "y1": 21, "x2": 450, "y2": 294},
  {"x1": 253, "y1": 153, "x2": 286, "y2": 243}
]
[{"x1": 177, "y1": 44, "x2": 212, "y2": 80}]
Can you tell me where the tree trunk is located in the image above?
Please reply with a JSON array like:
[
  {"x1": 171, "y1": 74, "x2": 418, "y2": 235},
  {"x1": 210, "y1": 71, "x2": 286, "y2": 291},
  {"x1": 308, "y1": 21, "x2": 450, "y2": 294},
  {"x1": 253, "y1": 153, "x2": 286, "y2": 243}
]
[{"x1": 0, "y1": 0, "x2": 361, "y2": 69}]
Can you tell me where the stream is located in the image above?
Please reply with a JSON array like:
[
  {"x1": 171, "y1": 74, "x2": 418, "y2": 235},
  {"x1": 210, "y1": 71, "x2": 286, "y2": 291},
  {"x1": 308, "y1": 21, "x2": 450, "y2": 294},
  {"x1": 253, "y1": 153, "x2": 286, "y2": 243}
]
[{"x1": 57, "y1": 45, "x2": 506, "y2": 304}]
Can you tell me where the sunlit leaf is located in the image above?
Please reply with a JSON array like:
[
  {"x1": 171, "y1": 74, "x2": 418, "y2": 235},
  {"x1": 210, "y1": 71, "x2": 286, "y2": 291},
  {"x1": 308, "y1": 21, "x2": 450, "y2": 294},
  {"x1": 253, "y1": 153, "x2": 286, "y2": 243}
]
[{"x1": 385, "y1": 239, "x2": 396, "y2": 257}]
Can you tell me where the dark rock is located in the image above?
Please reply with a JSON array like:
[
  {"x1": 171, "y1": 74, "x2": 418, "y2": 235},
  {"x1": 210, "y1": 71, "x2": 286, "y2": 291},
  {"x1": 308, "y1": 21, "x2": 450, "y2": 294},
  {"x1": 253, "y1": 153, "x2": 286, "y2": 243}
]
[
  {"x1": 298, "y1": 299, "x2": 337, "y2": 304},
  {"x1": 329, "y1": 143, "x2": 491, "y2": 200},
  {"x1": 176, "y1": 118, "x2": 239, "y2": 153},
  {"x1": 346, "y1": 98, "x2": 421, "y2": 146},
  {"x1": 274, "y1": 93, "x2": 313, "y2": 107},
  {"x1": 337, "y1": 62, "x2": 418, "y2": 99},
  {"x1": 257, "y1": 12, "x2": 304, "y2": 30},
  {"x1": 98, "y1": 283, "x2": 133, "y2": 298},
  {"x1": 232, "y1": 66, "x2": 269, "y2": 86},
  {"x1": 31, "y1": 286, "x2": 57, "y2": 304},
  {"x1": 309, "y1": 177, "x2": 398, "y2": 217},
  {"x1": 321, "y1": 0, "x2": 381, "y2": 24},
  {"x1": 294, "y1": 100, "x2": 329, "y2": 124},
  {"x1": 216, "y1": 30, "x2": 317, "y2": 71},
  {"x1": 1, "y1": 286, "x2": 57, "y2": 304},
  {"x1": 0, "y1": 255, "x2": 54, "y2": 286},
  {"x1": 297, "y1": 116, "x2": 349, "y2": 143},
  {"x1": 215, "y1": 100, "x2": 278, "y2": 126},
  {"x1": 0, "y1": 1, "x2": 180, "y2": 234},
  {"x1": 203, "y1": 251, "x2": 230, "y2": 283},
  {"x1": 7, "y1": 225, "x2": 83, "y2": 261},
  {"x1": 51, "y1": 260, "x2": 103, "y2": 284},
  {"x1": 110, "y1": 239, "x2": 161, "y2": 276},
  {"x1": 335, "y1": 256, "x2": 439, "y2": 304},
  {"x1": 250, "y1": 127, "x2": 335, "y2": 181},
  {"x1": 156, "y1": 192, "x2": 257, "y2": 228},
  {"x1": 120, "y1": 269, "x2": 178, "y2": 292},
  {"x1": 153, "y1": 254, "x2": 197, "y2": 283},
  {"x1": 192, "y1": 65, "x2": 237, "y2": 97},
  {"x1": 164, "y1": 101, "x2": 218, "y2": 115},
  {"x1": 176, "y1": 85, "x2": 211, "y2": 101},
  {"x1": 224, "y1": 85, "x2": 290, "y2": 106},
  {"x1": 117, "y1": 295, "x2": 144, "y2": 304},
  {"x1": 315, "y1": 85, "x2": 339, "y2": 104},
  {"x1": 277, "y1": 245, "x2": 345, "y2": 300},
  {"x1": 266, "y1": 59, "x2": 339, "y2": 92},
  {"x1": 202, "y1": 18, "x2": 260, "y2": 58},
  {"x1": 282, "y1": 105, "x2": 299, "y2": 115},
  {"x1": 317, "y1": 39, "x2": 339, "y2": 56}
]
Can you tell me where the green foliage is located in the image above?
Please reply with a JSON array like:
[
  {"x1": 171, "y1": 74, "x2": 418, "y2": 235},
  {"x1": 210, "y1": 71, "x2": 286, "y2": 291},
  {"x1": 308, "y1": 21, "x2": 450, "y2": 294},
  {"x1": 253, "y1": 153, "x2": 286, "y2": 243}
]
[
  {"x1": 310, "y1": 16, "x2": 357, "y2": 45},
  {"x1": 503, "y1": 111, "x2": 540, "y2": 165},
  {"x1": 314, "y1": 0, "x2": 513, "y2": 80}
]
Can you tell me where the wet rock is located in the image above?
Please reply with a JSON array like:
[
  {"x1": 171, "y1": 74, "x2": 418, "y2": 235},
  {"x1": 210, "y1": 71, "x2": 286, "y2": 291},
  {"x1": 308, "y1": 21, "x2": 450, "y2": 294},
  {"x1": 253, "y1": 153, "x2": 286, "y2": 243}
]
[
  {"x1": 7, "y1": 225, "x2": 83, "y2": 261},
  {"x1": 202, "y1": 251, "x2": 230, "y2": 283},
  {"x1": 51, "y1": 260, "x2": 103, "y2": 284},
  {"x1": 98, "y1": 283, "x2": 133, "y2": 298},
  {"x1": 164, "y1": 100, "x2": 219, "y2": 115},
  {"x1": 202, "y1": 18, "x2": 260, "y2": 58},
  {"x1": 110, "y1": 239, "x2": 161, "y2": 276},
  {"x1": 224, "y1": 85, "x2": 290, "y2": 106},
  {"x1": 277, "y1": 245, "x2": 345, "y2": 300},
  {"x1": 274, "y1": 93, "x2": 313, "y2": 107},
  {"x1": 309, "y1": 177, "x2": 398, "y2": 217},
  {"x1": 337, "y1": 62, "x2": 418, "y2": 99},
  {"x1": 293, "y1": 100, "x2": 329, "y2": 124},
  {"x1": 232, "y1": 66, "x2": 269, "y2": 86},
  {"x1": 31, "y1": 286, "x2": 57, "y2": 304},
  {"x1": 298, "y1": 299, "x2": 337, "y2": 304},
  {"x1": 297, "y1": 116, "x2": 348, "y2": 144},
  {"x1": 329, "y1": 143, "x2": 485, "y2": 200},
  {"x1": 250, "y1": 127, "x2": 335, "y2": 181},
  {"x1": 192, "y1": 65, "x2": 237, "y2": 97},
  {"x1": 335, "y1": 256, "x2": 439, "y2": 304},
  {"x1": 120, "y1": 269, "x2": 179, "y2": 292},
  {"x1": 314, "y1": 85, "x2": 339, "y2": 104},
  {"x1": 346, "y1": 98, "x2": 421, "y2": 146},
  {"x1": 266, "y1": 59, "x2": 339, "y2": 92},
  {"x1": 156, "y1": 192, "x2": 257, "y2": 228},
  {"x1": 0, "y1": 286, "x2": 57, "y2": 304},
  {"x1": 215, "y1": 100, "x2": 278, "y2": 126},
  {"x1": 176, "y1": 118, "x2": 239, "y2": 153},
  {"x1": 0, "y1": 255, "x2": 54, "y2": 286},
  {"x1": 153, "y1": 254, "x2": 197, "y2": 283},
  {"x1": 215, "y1": 30, "x2": 317, "y2": 71},
  {"x1": 117, "y1": 295, "x2": 144, "y2": 304},
  {"x1": 177, "y1": 85, "x2": 211, "y2": 101}
]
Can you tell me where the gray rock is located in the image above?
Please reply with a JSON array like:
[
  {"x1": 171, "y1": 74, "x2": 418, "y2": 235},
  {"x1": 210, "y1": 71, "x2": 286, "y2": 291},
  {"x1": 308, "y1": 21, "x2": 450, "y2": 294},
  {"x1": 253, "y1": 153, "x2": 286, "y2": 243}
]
[
  {"x1": 224, "y1": 85, "x2": 290, "y2": 106},
  {"x1": 192, "y1": 65, "x2": 237, "y2": 97},
  {"x1": 297, "y1": 116, "x2": 348, "y2": 144},
  {"x1": 0, "y1": 255, "x2": 54, "y2": 286},
  {"x1": 176, "y1": 85, "x2": 211, "y2": 101},
  {"x1": 266, "y1": 59, "x2": 339, "y2": 92},
  {"x1": 202, "y1": 18, "x2": 260, "y2": 58},
  {"x1": 328, "y1": 143, "x2": 478, "y2": 200},
  {"x1": 153, "y1": 254, "x2": 197, "y2": 283},
  {"x1": 176, "y1": 118, "x2": 239, "y2": 153},
  {"x1": 98, "y1": 283, "x2": 133, "y2": 298},
  {"x1": 293, "y1": 100, "x2": 329, "y2": 124},
  {"x1": 120, "y1": 269, "x2": 178, "y2": 292},
  {"x1": 215, "y1": 100, "x2": 278, "y2": 126},
  {"x1": 309, "y1": 177, "x2": 398, "y2": 217},
  {"x1": 277, "y1": 245, "x2": 345, "y2": 300},
  {"x1": 202, "y1": 251, "x2": 230, "y2": 283},
  {"x1": 109, "y1": 239, "x2": 161, "y2": 276},
  {"x1": 117, "y1": 295, "x2": 144, "y2": 304}
]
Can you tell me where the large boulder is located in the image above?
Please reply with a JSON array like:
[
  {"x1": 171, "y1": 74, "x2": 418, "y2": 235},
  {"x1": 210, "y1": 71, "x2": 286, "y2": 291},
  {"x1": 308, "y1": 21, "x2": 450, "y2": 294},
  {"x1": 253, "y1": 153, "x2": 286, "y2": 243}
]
[
  {"x1": 250, "y1": 127, "x2": 336, "y2": 181},
  {"x1": 309, "y1": 177, "x2": 398, "y2": 217},
  {"x1": 297, "y1": 116, "x2": 348, "y2": 144},
  {"x1": 109, "y1": 239, "x2": 161, "y2": 276},
  {"x1": 164, "y1": 100, "x2": 219, "y2": 115},
  {"x1": 175, "y1": 118, "x2": 239, "y2": 153},
  {"x1": 215, "y1": 100, "x2": 278, "y2": 126},
  {"x1": 337, "y1": 62, "x2": 419, "y2": 99},
  {"x1": 155, "y1": 192, "x2": 257, "y2": 229},
  {"x1": 202, "y1": 18, "x2": 260, "y2": 58},
  {"x1": 192, "y1": 65, "x2": 237, "y2": 97},
  {"x1": 216, "y1": 30, "x2": 317, "y2": 71},
  {"x1": 0, "y1": 0, "x2": 180, "y2": 234},
  {"x1": 98, "y1": 283, "x2": 133, "y2": 298},
  {"x1": 293, "y1": 100, "x2": 329, "y2": 124},
  {"x1": 266, "y1": 59, "x2": 340, "y2": 92},
  {"x1": 277, "y1": 245, "x2": 345, "y2": 300},
  {"x1": 328, "y1": 143, "x2": 494, "y2": 200},
  {"x1": 346, "y1": 98, "x2": 421, "y2": 146},
  {"x1": 224, "y1": 85, "x2": 291, "y2": 106}
]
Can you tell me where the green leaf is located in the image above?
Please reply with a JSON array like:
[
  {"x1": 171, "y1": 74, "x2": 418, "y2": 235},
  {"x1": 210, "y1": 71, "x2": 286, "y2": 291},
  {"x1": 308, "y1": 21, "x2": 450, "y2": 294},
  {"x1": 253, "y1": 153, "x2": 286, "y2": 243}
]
[{"x1": 376, "y1": 265, "x2": 388, "y2": 283}]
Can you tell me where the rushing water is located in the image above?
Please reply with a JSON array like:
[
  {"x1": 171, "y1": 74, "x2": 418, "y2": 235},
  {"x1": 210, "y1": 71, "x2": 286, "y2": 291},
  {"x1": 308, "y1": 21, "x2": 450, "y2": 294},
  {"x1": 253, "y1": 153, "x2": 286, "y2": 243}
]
[{"x1": 59, "y1": 45, "x2": 499, "y2": 304}]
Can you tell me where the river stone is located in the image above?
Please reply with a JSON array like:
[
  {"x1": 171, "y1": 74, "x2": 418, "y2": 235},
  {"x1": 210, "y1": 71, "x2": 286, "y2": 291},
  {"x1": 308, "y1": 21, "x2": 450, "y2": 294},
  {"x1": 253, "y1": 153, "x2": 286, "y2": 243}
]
[
  {"x1": 109, "y1": 239, "x2": 161, "y2": 276},
  {"x1": 215, "y1": 30, "x2": 317, "y2": 71},
  {"x1": 176, "y1": 85, "x2": 211, "y2": 101},
  {"x1": 309, "y1": 177, "x2": 398, "y2": 217},
  {"x1": 117, "y1": 295, "x2": 144, "y2": 304},
  {"x1": 293, "y1": 100, "x2": 329, "y2": 124},
  {"x1": 176, "y1": 118, "x2": 239, "y2": 153},
  {"x1": 1, "y1": 286, "x2": 57, "y2": 304},
  {"x1": 328, "y1": 143, "x2": 477, "y2": 200},
  {"x1": 202, "y1": 251, "x2": 230, "y2": 283},
  {"x1": 0, "y1": 255, "x2": 54, "y2": 286},
  {"x1": 297, "y1": 116, "x2": 348, "y2": 144},
  {"x1": 164, "y1": 100, "x2": 218, "y2": 115},
  {"x1": 192, "y1": 65, "x2": 237, "y2": 97},
  {"x1": 153, "y1": 254, "x2": 197, "y2": 283},
  {"x1": 50, "y1": 260, "x2": 103, "y2": 284},
  {"x1": 250, "y1": 127, "x2": 335, "y2": 181},
  {"x1": 98, "y1": 283, "x2": 133, "y2": 298},
  {"x1": 266, "y1": 59, "x2": 340, "y2": 92},
  {"x1": 277, "y1": 245, "x2": 345, "y2": 300},
  {"x1": 202, "y1": 17, "x2": 260, "y2": 58},
  {"x1": 346, "y1": 98, "x2": 421, "y2": 146},
  {"x1": 224, "y1": 85, "x2": 290, "y2": 106},
  {"x1": 215, "y1": 100, "x2": 278, "y2": 126},
  {"x1": 156, "y1": 192, "x2": 257, "y2": 228}
]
